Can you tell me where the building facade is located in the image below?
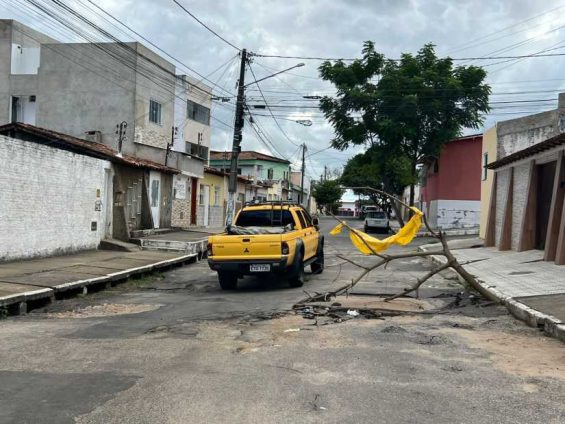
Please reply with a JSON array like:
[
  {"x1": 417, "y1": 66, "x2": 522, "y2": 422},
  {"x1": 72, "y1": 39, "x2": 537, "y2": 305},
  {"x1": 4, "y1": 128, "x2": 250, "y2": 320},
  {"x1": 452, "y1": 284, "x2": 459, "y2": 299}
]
[
  {"x1": 209, "y1": 150, "x2": 291, "y2": 201},
  {"x1": 484, "y1": 96, "x2": 565, "y2": 265},
  {"x1": 420, "y1": 134, "x2": 483, "y2": 229},
  {"x1": 0, "y1": 123, "x2": 178, "y2": 261},
  {"x1": 1, "y1": 20, "x2": 212, "y2": 230},
  {"x1": 479, "y1": 126, "x2": 498, "y2": 238}
]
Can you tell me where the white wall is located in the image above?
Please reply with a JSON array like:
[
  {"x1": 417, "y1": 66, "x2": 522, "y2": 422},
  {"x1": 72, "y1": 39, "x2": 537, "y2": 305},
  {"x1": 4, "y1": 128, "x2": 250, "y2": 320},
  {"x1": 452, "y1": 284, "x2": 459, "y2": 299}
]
[
  {"x1": 11, "y1": 43, "x2": 40, "y2": 74},
  {"x1": 0, "y1": 135, "x2": 111, "y2": 261},
  {"x1": 431, "y1": 199, "x2": 481, "y2": 229}
]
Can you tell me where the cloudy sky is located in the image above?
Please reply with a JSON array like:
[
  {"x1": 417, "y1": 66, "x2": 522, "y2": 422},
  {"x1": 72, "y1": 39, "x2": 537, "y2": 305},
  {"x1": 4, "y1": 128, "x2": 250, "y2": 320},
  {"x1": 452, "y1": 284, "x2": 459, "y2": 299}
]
[{"x1": 4, "y1": 0, "x2": 565, "y2": 180}]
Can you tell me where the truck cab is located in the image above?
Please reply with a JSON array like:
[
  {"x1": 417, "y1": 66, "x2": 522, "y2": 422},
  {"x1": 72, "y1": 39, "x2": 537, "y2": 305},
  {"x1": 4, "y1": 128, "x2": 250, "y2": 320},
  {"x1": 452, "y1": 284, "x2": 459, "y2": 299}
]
[{"x1": 207, "y1": 202, "x2": 324, "y2": 290}]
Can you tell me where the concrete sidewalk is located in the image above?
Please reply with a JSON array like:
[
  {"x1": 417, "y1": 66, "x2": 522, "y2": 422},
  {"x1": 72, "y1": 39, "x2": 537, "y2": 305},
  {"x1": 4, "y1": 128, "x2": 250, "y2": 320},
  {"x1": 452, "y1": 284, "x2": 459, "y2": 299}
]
[
  {"x1": 420, "y1": 238, "x2": 565, "y2": 342},
  {"x1": 0, "y1": 249, "x2": 200, "y2": 315}
]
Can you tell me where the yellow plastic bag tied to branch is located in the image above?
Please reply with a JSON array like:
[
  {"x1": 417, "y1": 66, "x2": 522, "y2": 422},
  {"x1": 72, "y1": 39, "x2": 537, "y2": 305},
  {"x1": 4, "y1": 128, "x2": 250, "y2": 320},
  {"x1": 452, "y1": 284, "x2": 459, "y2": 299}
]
[{"x1": 330, "y1": 207, "x2": 423, "y2": 255}]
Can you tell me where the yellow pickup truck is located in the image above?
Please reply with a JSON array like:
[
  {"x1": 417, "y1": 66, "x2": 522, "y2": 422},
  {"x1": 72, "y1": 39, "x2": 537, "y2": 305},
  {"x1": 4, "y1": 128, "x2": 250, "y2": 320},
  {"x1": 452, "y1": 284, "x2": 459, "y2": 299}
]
[{"x1": 207, "y1": 202, "x2": 324, "y2": 290}]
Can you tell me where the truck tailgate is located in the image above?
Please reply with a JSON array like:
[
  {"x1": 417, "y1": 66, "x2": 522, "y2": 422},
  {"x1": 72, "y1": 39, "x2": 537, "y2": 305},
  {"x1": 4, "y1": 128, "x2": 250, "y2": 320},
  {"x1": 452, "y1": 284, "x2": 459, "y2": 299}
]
[{"x1": 210, "y1": 234, "x2": 283, "y2": 259}]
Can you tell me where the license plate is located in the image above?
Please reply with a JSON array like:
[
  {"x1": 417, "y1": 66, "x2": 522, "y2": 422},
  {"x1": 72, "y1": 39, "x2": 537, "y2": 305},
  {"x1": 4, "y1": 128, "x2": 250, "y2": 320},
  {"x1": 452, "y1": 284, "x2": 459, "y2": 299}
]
[{"x1": 250, "y1": 264, "x2": 270, "y2": 272}]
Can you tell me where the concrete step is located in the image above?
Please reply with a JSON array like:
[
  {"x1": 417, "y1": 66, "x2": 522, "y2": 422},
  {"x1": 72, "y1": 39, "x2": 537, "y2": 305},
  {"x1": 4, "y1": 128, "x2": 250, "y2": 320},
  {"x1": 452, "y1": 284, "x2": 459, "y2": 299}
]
[
  {"x1": 99, "y1": 239, "x2": 141, "y2": 252},
  {"x1": 139, "y1": 238, "x2": 208, "y2": 255},
  {"x1": 130, "y1": 228, "x2": 175, "y2": 238}
]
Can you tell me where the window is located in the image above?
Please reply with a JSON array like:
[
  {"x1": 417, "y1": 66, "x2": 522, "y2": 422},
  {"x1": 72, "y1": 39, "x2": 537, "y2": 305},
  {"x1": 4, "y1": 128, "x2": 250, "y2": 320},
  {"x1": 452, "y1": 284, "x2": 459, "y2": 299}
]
[
  {"x1": 482, "y1": 152, "x2": 489, "y2": 181},
  {"x1": 296, "y1": 211, "x2": 307, "y2": 229},
  {"x1": 199, "y1": 184, "x2": 205, "y2": 204},
  {"x1": 186, "y1": 142, "x2": 209, "y2": 160},
  {"x1": 214, "y1": 187, "x2": 221, "y2": 205},
  {"x1": 149, "y1": 99, "x2": 162, "y2": 124},
  {"x1": 301, "y1": 210, "x2": 313, "y2": 227},
  {"x1": 236, "y1": 210, "x2": 294, "y2": 228},
  {"x1": 187, "y1": 100, "x2": 210, "y2": 125},
  {"x1": 267, "y1": 168, "x2": 274, "y2": 180}
]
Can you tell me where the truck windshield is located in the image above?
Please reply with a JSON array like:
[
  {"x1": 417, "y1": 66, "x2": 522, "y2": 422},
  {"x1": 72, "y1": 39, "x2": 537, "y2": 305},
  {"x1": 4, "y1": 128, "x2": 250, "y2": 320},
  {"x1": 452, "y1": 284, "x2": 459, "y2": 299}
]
[
  {"x1": 235, "y1": 210, "x2": 295, "y2": 227},
  {"x1": 367, "y1": 211, "x2": 387, "y2": 219}
]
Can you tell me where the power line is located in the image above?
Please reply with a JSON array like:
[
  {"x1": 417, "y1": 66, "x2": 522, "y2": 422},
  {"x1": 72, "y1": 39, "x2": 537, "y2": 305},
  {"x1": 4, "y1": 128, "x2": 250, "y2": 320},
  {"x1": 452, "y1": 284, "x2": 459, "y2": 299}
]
[
  {"x1": 172, "y1": 0, "x2": 241, "y2": 51},
  {"x1": 253, "y1": 51, "x2": 565, "y2": 62},
  {"x1": 248, "y1": 64, "x2": 301, "y2": 147},
  {"x1": 82, "y1": 0, "x2": 235, "y2": 96}
]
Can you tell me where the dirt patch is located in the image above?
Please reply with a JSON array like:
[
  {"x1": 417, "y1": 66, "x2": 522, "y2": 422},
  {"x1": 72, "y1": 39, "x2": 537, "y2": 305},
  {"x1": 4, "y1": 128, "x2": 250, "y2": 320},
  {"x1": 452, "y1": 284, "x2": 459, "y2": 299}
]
[
  {"x1": 46, "y1": 303, "x2": 160, "y2": 318},
  {"x1": 444, "y1": 328, "x2": 565, "y2": 379}
]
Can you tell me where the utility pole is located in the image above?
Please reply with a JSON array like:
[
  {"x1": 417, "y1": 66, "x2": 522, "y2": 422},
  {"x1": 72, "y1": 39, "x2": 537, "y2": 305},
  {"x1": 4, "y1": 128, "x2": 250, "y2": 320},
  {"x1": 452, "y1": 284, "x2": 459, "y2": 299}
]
[
  {"x1": 324, "y1": 165, "x2": 327, "y2": 181},
  {"x1": 226, "y1": 49, "x2": 248, "y2": 226},
  {"x1": 299, "y1": 143, "x2": 306, "y2": 205}
]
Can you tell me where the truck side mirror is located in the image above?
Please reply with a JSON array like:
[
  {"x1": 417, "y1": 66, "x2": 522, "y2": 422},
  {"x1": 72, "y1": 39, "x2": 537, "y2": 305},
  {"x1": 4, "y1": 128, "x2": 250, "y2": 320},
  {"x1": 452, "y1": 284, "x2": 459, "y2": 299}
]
[{"x1": 312, "y1": 217, "x2": 319, "y2": 229}]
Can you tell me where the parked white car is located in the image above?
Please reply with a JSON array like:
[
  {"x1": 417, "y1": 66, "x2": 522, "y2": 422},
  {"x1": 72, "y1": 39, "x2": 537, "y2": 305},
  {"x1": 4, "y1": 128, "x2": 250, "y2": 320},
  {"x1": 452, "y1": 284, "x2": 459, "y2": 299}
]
[{"x1": 364, "y1": 211, "x2": 390, "y2": 233}]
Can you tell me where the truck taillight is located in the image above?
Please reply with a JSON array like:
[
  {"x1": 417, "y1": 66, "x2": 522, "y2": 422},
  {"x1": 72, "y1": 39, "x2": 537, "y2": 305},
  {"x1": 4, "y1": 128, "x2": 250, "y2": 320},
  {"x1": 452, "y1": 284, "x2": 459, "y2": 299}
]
[
  {"x1": 281, "y1": 241, "x2": 290, "y2": 255},
  {"x1": 207, "y1": 242, "x2": 213, "y2": 256}
]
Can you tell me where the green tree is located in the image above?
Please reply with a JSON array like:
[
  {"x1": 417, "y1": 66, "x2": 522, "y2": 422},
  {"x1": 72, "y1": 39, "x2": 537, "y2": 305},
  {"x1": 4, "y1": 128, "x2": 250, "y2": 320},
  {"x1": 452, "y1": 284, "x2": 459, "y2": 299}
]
[
  {"x1": 319, "y1": 42, "x2": 490, "y2": 208},
  {"x1": 311, "y1": 179, "x2": 344, "y2": 214},
  {"x1": 340, "y1": 145, "x2": 413, "y2": 224}
]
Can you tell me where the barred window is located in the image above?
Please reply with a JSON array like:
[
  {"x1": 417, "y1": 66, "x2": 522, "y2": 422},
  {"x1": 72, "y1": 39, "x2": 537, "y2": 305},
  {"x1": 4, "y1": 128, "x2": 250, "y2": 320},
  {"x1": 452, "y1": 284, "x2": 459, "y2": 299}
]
[
  {"x1": 187, "y1": 100, "x2": 210, "y2": 125},
  {"x1": 149, "y1": 99, "x2": 162, "y2": 124}
]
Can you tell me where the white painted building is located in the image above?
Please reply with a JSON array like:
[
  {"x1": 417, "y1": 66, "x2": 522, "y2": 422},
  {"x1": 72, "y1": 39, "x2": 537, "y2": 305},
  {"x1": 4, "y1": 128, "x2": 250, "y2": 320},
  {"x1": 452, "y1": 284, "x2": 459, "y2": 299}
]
[{"x1": 0, "y1": 133, "x2": 112, "y2": 261}]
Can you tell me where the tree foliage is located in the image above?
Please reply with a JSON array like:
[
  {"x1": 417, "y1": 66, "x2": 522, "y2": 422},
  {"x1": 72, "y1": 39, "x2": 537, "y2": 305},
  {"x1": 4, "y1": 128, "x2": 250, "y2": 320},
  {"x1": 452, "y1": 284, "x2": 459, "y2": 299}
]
[
  {"x1": 311, "y1": 179, "x2": 344, "y2": 213},
  {"x1": 319, "y1": 42, "x2": 490, "y2": 206},
  {"x1": 340, "y1": 145, "x2": 413, "y2": 221}
]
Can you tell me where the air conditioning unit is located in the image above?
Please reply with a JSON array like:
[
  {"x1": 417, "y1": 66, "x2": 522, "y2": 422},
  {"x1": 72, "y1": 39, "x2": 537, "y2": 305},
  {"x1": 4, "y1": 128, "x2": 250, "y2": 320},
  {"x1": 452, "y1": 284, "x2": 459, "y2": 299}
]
[{"x1": 84, "y1": 130, "x2": 102, "y2": 143}]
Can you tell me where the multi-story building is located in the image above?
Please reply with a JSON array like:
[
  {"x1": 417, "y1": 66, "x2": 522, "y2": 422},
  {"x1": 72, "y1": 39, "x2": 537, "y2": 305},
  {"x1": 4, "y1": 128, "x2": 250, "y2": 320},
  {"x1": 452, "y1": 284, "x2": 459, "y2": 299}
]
[
  {"x1": 0, "y1": 19, "x2": 212, "y2": 232},
  {"x1": 209, "y1": 150, "x2": 291, "y2": 200}
]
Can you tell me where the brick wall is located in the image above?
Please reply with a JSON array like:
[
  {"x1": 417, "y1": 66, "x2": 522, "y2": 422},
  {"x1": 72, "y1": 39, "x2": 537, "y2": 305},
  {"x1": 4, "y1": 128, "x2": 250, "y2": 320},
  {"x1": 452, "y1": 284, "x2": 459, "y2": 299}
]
[
  {"x1": 511, "y1": 162, "x2": 530, "y2": 249},
  {"x1": 0, "y1": 135, "x2": 111, "y2": 261},
  {"x1": 172, "y1": 199, "x2": 191, "y2": 228},
  {"x1": 134, "y1": 126, "x2": 169, "y2": 150},
  {"x1": 495, "y1": 168, "x2": 511, "y2": 246}
]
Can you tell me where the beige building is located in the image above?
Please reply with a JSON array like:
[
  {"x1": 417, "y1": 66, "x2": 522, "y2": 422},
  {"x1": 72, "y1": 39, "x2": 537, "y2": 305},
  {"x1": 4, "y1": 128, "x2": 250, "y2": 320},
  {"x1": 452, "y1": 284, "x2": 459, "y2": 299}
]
[{"x1": 479, "y1": 125, "x2": 498, "y2": 238}]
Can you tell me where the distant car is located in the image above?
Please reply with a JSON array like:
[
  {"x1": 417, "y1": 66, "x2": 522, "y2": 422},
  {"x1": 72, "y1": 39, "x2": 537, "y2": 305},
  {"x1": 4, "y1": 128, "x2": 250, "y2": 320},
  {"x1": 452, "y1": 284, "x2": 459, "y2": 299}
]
[
  {"x1": 360, "y1": 205, "x2": 378, "y2": 218},
  {"x1": 364, "y1": 211, "x2": 390, "y2": 233}
]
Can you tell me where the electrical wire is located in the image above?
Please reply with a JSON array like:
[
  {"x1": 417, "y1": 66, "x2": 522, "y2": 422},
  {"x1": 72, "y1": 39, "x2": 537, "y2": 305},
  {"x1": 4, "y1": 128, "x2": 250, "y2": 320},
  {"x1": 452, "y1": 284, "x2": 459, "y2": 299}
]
[
  {"x1": 172, "y1": 0, "x2": 241, "y2": 51},
  {"x1": 82, "y1": 0, "x2": 235, "y2": 96},
  {"x1": 248, "y1": 64, "x2": 301, "y2": 147}
]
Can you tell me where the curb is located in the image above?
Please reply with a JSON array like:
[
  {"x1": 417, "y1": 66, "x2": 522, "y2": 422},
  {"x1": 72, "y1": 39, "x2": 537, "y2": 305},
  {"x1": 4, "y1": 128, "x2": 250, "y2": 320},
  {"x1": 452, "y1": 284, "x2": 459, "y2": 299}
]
[{"x1": 419, "y1": 244, "x2": 565, "y2": 343}]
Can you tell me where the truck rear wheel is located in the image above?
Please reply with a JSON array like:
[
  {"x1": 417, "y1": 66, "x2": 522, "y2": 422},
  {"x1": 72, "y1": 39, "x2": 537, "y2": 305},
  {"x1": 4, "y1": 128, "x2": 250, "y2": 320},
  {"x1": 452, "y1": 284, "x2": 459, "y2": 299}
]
[
  {"x1": 311, "y1": 246, "x2": 324, "y2": 275},
  {"x1": 218, "y1": 271, "x2": 238, "y2": 290},
  {"x1": 288, "y1": 253, "x2": 305, "y2": 288}
]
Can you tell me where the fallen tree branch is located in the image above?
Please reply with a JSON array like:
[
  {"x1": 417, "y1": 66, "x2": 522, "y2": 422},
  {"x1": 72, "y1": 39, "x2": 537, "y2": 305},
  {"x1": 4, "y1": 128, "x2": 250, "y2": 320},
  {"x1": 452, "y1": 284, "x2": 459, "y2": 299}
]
[
  {"x1": 312, "y1": 187, "x2": 502, "y2": 305},
  {"x1": 384, "y1": 262, "x2": 452, "y2": 301},
  {"x1": 335, "y1": 254, "x2": 370, "y2": 270}
]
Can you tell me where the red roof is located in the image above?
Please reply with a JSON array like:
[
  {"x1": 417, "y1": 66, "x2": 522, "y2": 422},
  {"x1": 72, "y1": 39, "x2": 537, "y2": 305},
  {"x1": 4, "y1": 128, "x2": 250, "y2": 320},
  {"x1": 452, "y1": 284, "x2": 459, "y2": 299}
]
[
  {"x1": 210, "y1": 150, "x2": 290, "y2": 164},
  {"x1": 0, "y1": 123, "x2": 178, "y2": 174}
]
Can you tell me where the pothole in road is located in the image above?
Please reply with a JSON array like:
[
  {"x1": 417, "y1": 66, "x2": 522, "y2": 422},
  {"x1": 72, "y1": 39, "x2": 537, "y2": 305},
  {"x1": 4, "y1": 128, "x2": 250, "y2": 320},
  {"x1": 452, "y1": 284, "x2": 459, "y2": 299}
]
[{"x1": 45, "y1": 303, "x2": 161, "y2": 318}]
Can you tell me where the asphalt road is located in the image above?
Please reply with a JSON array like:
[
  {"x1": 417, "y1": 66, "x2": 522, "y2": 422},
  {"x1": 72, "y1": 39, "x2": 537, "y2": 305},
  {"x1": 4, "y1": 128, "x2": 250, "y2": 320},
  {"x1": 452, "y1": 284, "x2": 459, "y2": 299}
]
[{"x1": 0, "y1": 217, "x2": 564, "y2": 423}]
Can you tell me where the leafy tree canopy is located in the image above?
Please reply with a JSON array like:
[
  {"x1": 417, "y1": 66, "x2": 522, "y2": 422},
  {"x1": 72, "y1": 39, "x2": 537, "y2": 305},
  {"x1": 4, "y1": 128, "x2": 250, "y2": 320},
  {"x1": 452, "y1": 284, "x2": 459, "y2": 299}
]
[
  {"x1": 319, "y1": 42, "x2": 490, "y2": 207},
  {"x1": 311, "y1": 179, "x2": 344, "y2": 211}
]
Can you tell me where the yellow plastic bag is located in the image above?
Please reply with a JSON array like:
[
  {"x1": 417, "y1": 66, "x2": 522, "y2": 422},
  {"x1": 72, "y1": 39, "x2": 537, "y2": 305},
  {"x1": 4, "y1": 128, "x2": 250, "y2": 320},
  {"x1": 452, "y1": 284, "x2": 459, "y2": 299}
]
[{"x1": 329, "y1": 208, "x2": 423, "y2": 254}]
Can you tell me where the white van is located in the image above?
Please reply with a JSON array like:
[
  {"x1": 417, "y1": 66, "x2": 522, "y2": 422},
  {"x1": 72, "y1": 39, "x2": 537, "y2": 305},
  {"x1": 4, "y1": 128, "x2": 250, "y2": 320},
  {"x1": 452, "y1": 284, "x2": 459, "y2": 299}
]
[{"x1": 364, "y1": 211, "x2": 390, "y2": 233}]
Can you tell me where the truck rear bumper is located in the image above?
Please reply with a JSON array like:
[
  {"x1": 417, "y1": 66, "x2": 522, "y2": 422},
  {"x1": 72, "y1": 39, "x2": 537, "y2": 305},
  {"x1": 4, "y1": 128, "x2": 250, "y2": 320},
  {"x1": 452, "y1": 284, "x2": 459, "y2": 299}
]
[{"x1": 208, "y1": 258, "x2": 288, "y2": 274}]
